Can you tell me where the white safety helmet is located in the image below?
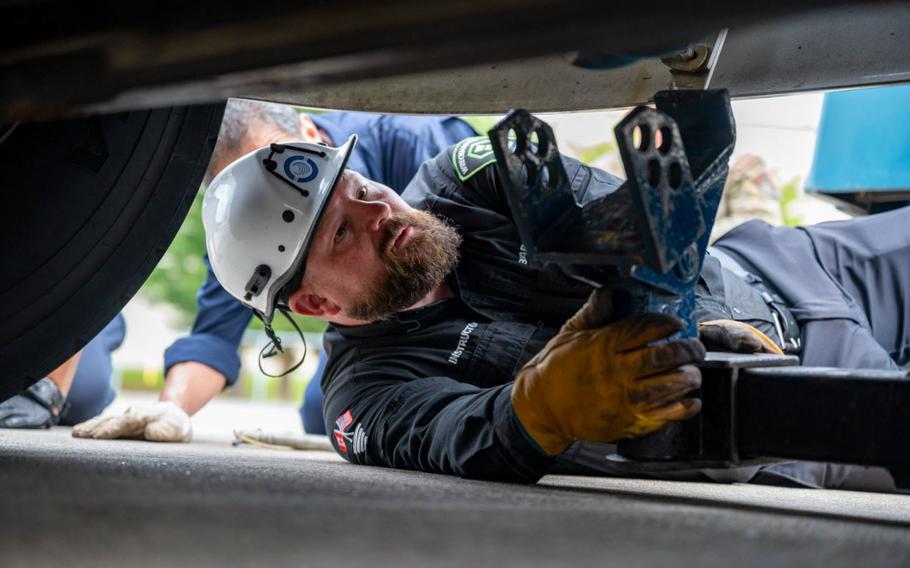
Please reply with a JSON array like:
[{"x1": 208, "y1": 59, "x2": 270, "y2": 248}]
[{"x1": 203, "y1": 137, "x2": 357, "y2": 323}]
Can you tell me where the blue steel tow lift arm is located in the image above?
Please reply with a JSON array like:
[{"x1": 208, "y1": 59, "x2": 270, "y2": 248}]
[{"x1": 489, "y1": 89, "x2": 910, "y2": 489}]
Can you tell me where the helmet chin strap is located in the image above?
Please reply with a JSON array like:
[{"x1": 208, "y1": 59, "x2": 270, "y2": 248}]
[{"x1": 253, "y1": 307, "x2": 307, "y2": 378}]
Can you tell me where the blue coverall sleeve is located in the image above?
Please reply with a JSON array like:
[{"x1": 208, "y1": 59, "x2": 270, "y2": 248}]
[
  {"x1": 163, "y1": 257, "x2": 252, "y2": 385},
  {"x1": 323, "y1": 369, "x2": 554, "y2": 482},
  {"x1": 387, "y1": 132, "x2": 438, "y2": 192},
  {"x1": 380, "y1": 117, "x2": 477, "y2": 191}
]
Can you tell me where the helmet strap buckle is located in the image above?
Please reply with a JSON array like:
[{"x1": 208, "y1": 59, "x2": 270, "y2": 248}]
[{"x1": 253, "y1": 308, "x2": 308, "y2": 378}]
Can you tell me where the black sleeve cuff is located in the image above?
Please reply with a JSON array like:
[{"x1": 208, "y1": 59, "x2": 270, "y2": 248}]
[{"x1": 492, "y1": 386, "x2": 554, "y2": 483}]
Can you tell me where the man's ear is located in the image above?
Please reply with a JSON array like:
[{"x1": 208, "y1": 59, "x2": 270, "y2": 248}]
[
  {"x1": 288, "y1": 285, "x2": 341, "y2": 318},
  {"x1": 298, "y1": 115, "x2": 321, "y2": 143}
]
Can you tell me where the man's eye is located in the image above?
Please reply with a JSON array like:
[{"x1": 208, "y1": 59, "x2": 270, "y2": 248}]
[
  {"x1": 335, "y1": 224, "x2": 347, "y2": 241},
  {"x1": 357, "y1": 186, "x2": 368, "y2": 200}
]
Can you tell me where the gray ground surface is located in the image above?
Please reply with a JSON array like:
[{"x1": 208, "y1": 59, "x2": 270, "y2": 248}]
[{"x1": 2, "y1": 427, "x2": 910, "y2": 568}]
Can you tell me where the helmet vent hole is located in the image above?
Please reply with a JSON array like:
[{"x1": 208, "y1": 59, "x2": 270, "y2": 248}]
[
  {"x1": 282, "y1": 210, "x2": 295, "y2": 223},
  {"x1": 278, "y1": 245, "x2": 286, "y2": 252}
]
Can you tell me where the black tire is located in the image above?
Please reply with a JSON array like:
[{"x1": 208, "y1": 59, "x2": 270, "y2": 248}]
[{"x1": 0, "y1": 103, "x2": 225, "y2": 401}]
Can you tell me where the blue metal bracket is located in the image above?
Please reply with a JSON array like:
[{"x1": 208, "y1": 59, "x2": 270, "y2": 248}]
[{"x1": 489, "y1": 89, "x2": 735, "y2": 338}]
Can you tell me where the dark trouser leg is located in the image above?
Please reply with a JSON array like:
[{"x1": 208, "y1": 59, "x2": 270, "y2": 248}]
[
  {"x1": 800, "y1": 318, "x2": 902, "y2": 370},
  {"x1": 299, "y1": 350, "x2": 327, "y2": 435},
  {"x1": 58, "y1": 314, "x2": 124, "y2": 425},
  {"x1": 803, "y1": 206, "x2": 910, "y2": 367}
]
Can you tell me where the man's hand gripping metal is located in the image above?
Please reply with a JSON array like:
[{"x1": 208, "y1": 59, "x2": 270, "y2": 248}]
[
  {"x1": 698, "y1": 320, "x2": 784, "y2": 355},
  {"x1": 511, "y1": 289, "x2": 705, "y2": 456}
]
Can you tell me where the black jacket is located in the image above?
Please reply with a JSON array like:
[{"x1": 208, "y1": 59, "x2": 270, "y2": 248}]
[{"x1": 321, "y1": 137, "x2": 782, "y2": 482}]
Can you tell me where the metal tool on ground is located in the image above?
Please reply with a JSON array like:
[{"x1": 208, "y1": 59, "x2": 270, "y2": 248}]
[{"x1": 233, "y1": 429, "x2": 334, "y2": 451}]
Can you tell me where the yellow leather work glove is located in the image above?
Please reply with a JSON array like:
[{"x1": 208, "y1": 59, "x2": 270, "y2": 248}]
[
  {"x1": 698, "y1": 319, "x2": 784, "y2": 355},
  {"x1": 511, "y1": 289, "x2": 705, "y2": 456}
]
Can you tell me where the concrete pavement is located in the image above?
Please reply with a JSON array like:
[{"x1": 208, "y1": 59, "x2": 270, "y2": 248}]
[{"x1": 1, "y1": 397, "x2": 909, "y2": 567}]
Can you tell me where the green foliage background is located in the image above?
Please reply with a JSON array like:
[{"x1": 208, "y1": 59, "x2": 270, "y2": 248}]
[{"x1": 139, "y1": 190, "x2": 208, "y2": 327}]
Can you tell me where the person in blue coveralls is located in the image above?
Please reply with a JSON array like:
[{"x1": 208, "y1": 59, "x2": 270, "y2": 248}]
[{"x1": 0, "y1": 99, "x2": 474, "y2": 437}]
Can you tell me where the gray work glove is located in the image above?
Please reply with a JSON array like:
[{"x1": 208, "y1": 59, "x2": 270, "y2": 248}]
[
  {"x1": 698, "y1": 319, "x2": 784, "y2": 355},
  {"x1": 72, "y1": 401, "x2": 192, "y2": 442},
  {"x1": 0, "y1": 378, "x2": 65, "y2": 429}
]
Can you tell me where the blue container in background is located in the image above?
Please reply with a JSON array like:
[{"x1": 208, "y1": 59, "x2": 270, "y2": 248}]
[{"x1": 807, "y1": 84, "x2": 910, "y2": 212}]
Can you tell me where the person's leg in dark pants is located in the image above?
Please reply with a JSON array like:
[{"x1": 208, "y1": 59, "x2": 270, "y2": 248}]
[
  {"x1": 299, "y1": 350, "x2": 327, "y2": 434},
  {"x1": 803, "y1": 206, "x2": 910, "y2": 367},
  {"x1": 58, "y1": 314, "x2": 124, "y2": 425}
]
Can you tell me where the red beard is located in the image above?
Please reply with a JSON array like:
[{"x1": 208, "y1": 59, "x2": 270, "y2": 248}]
[{"x1": 347, "y1": 209, "x2": 462, "y2": 322}]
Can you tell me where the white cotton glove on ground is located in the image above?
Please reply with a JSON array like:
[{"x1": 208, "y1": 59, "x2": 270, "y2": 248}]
[{"x1": 72, "y1": 401, "x2": 192, "y2": 442}]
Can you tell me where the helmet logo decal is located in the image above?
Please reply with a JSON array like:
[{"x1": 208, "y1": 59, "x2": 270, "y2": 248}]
[{"x1": 284, "y1": 156, "x2": 319, "y2": 184}]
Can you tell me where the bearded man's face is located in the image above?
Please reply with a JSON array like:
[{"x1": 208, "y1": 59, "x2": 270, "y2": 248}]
[
  {"x1": 291, "y1": 171, "x2": 461, "y2": 324},
  {"x1": 346, "y1": 209, "x2": 461, "y2": 321}
]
